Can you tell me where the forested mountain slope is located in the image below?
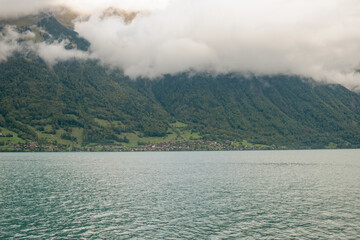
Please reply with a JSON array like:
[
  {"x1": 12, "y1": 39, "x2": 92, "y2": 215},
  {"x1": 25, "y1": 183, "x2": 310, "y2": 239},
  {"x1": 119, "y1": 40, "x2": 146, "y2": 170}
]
[
  {"x1": 1, "y1": 57, "x2": 360, "y2": 150},
  {"x1": 1, "y1": 13, "x2": 360, "y2": 151},
  {"x1": 152, "y1": 74, "x2": 360, "y2": 148}
]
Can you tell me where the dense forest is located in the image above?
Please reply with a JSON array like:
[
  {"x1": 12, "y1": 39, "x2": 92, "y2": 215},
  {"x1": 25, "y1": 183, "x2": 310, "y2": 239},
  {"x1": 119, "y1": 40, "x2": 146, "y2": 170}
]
[{"x1": 1, "y1": 56, "x2": 360, "y2": 151}]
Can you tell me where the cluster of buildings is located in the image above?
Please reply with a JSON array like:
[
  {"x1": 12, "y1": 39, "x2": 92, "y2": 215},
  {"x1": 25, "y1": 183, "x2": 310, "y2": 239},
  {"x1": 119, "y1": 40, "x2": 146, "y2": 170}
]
[
  {"x1": 2, "y1": 140, "x2": 276, "y2": 152},
  {"x1": 12, "y1": 143, "x2": 62, "y2": 152},
  {"x1": 115, "y1": 140, "x2": 274, "y2": 152}
]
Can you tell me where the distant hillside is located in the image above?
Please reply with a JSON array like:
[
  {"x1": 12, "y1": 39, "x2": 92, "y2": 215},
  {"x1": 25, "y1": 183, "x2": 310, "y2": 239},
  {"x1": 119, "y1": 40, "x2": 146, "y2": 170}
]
[
  {"x1": 152, "y1": 74, "x2": 360, "y2": 148},
  {"x1": 1, "y1": 56, "x2": 360, "y2": 151},
  {"x1": 1, "y1": 14, "x2": 360, "y2": 151}
]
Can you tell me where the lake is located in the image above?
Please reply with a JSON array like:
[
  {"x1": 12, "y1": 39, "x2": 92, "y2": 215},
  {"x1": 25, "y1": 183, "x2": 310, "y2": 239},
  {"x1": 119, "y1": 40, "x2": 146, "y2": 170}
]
[{"x1": 1, "y1": 150, "x2": 359, "y2": 239}]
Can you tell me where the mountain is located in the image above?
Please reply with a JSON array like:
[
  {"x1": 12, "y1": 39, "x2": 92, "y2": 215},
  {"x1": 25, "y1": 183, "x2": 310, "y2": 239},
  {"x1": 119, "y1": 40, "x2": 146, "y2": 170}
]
[
  {"x1": 37, "y1": 15, "x2": 90, "y2": 51},
  {"x1": 1, "y1": 14, "x2": 360, "y2": 151},
  {"x1": 152, "y1": 74, "x2": 360, "y2": 148}
]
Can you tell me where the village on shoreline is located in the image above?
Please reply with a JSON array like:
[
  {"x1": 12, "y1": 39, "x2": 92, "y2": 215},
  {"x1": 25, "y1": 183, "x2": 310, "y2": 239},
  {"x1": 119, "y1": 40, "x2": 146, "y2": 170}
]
[{"x1": 0, "y1": 140, "x2": 280, "y2": 152}]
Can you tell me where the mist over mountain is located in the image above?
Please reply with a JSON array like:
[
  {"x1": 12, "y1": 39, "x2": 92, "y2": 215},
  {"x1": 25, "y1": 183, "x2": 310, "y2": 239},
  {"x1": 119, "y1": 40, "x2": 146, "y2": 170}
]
[
  {"x1": 1, "y1": 0, "x2": 360, "y2": 90},
  {"x1": 1, "y1": 53, "x2": 360, "y2": 150},
  {"x1": 1, "y1": 1, "x2": 360, "y2": 151}
]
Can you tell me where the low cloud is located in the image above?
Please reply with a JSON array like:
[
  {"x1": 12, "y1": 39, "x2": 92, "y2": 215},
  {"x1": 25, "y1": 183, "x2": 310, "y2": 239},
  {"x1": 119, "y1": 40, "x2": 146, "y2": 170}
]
[
  {"x1": 0, "y1": 26, "x2": 88, "y2": 64},
  {"x1": 74, "y1": 0, "x2": 360, "y2": 89},
  {"x1": 36, "y1": 41, "x2": 88, "y2": 65},
  {"x1": 0, "y1": 27, "x2": 21, "y2": 61},
  {"x1": 0, "y1": 0, "x2": 167, "y2": 18},
  {"x1": 2, "y1": 0, "x2": 360, "y2": 90},
  {"x1": 0, "y1": 0, "x2": 51, "y2": 18},
  {"x1": 0, "y1": 26, "x2": 34, "y2": 61}
]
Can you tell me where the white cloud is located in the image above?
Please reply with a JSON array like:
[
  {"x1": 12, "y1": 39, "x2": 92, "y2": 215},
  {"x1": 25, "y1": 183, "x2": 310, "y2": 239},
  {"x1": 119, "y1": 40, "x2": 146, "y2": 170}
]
[
  {"x1": 0, "y1": 0, "x2": 167, "y2": 18},
  {"x1": 36, "y1": 41, "x2": 89, "y2": 65},
  {"x1": 0, "y1": 26, "x2": 31, "y2": 61},
  {"x1": 57, "y1": 0, "x2": 168, "y2": 13},
  {"x1": 0, "y1": 40, "x2": 19, "y2": 62},
  {"x1": 2, "y1": 0, "x2": 360, "y2": 89},
  {"x1": 71, "y1": 0, "x2": 360, "y2": 90},
  {"x1": 0, "y1": 0, "x2": 51, "y2": 18},
  {"x1": 0, "y1": 26, "x2": 88, "y2": 64}
]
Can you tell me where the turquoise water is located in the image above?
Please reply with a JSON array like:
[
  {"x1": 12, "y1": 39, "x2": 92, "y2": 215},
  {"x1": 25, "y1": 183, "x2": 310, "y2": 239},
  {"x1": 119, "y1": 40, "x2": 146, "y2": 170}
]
[{"x1": 1, "y1": 150, "x2": 359, "y2": 239}]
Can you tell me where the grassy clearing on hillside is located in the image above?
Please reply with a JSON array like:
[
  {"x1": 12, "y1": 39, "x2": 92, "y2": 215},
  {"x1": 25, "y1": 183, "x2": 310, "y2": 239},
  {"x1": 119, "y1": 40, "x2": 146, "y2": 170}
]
[
  {"x1": 94, "y1": 118, "x2": 110, "y2": 127},
  {"x1": 0, "y1": 128, "x2": 25, "y2": 145},
  {"x1": 121, "y1": 128, "x2": 202, "y2": 147},
  {"x1": 71, "y1": 128, "x2": 84, "y2": 145},
  {"x1": 170, "y1": 121, "x2": 188, "y2": 128}
]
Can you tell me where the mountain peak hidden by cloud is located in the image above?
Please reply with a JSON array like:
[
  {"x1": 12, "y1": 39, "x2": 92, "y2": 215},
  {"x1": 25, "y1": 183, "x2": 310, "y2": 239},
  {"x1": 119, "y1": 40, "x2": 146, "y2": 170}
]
[{"x1": 1, "y1": 0, "x2": 360, "y2": 90}]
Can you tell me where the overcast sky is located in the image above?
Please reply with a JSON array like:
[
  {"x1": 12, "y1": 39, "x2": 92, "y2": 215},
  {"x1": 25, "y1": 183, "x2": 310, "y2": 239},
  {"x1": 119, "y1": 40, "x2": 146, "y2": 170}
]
[{"x1": 1, "y1": 0, "x2": 360, "y2": 90}]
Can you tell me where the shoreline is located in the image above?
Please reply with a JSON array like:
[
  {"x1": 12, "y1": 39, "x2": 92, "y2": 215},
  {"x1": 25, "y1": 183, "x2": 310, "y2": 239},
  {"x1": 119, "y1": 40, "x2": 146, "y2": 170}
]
[{"x1": 1, "y1": 141, "x2": 356, "y2": 153}]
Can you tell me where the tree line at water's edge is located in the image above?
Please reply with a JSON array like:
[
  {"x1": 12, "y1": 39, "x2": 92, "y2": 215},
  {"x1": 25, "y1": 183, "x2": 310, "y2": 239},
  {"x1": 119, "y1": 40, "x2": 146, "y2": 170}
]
[{"x1": 1, "y1": 57, "x2": 360, "y2": 151}]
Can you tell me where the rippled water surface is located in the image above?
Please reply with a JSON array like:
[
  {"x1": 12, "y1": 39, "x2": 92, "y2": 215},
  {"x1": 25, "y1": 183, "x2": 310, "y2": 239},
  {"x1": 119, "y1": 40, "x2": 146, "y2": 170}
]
[{"x1": 1, "y1": 150, "x2": 360, "y2": 239}]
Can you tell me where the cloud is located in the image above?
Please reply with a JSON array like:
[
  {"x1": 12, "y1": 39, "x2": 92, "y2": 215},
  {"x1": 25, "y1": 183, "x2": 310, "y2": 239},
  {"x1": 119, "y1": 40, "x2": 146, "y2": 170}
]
[
  {"x1": 2, "y1": 0, "x2": 360, "y2": 89},
  {"x1": 0, "y1": 29, "x2": 20, "y2": 61},
  {"x1": 0, "y1": 26, "x2": 33, "y2": 61},
  {"x1": 72, "y1": 0, "x2": 360, "y2": 89},
  {"x1": 0, "y1": 0, "x2": 167, "y2": 18},
  {"x1": 0, "y1": 26, "x2": 88, "y2": 64},
  {"x1": 36, "y1": 41, "x2": 89, "y2": 65},
  {"x1": 0, "y1": 40, "x2": 18, "y2": 62},
  {"x1": 58, "y1": 0, "x2": 168, "y2": 14}
]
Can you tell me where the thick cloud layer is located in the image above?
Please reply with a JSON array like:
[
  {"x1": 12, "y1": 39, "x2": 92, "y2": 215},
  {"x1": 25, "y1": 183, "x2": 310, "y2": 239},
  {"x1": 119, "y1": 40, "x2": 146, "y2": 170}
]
[
  {"x1": 1, "y1": 0, "x2": 360, "y2": 90},
  {"x1": 0, "y1": 0, "x2": 167, "y2": 17}
]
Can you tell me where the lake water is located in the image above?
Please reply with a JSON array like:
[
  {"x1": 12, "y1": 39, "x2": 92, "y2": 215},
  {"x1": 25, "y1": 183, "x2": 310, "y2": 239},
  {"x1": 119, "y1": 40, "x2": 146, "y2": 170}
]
[{"x1": 0, "y1": 150, "x2": 359, "y2": 239}]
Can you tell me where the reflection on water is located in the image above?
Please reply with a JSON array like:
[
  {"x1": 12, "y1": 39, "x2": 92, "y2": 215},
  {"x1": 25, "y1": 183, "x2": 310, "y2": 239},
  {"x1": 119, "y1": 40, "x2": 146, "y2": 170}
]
[{"x1": 1, "y1": 150, "x2": 359, "y2": 239}]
